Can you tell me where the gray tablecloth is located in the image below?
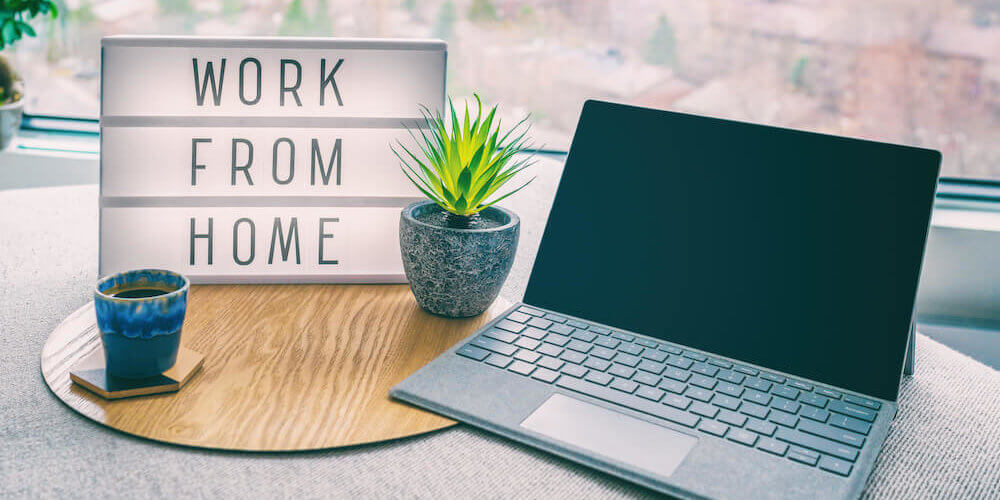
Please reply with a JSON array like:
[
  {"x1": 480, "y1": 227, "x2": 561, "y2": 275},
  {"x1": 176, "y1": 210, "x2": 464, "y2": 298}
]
[{"x1": 3, "y1": 164, "x2": 999, "y2": 498}]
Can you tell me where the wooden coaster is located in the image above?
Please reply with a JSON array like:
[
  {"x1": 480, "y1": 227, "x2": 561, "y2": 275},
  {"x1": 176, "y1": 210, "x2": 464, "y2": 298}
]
[
  {"x1": 41, "y1": 284, "x2": 508, "y2": 451},
  {"x1": 70, "y1": 347, "x2": 204, "y2": 400}
]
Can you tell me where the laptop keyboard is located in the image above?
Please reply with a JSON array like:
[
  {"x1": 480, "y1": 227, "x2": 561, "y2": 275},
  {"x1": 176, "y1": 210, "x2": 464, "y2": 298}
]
[{"x1": 456, "y1": 305, "x2": 884, "y2": 478}]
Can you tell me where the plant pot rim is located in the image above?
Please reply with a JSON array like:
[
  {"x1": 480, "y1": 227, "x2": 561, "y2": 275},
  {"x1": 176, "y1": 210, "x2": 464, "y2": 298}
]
[
  {"x1": 0, "y1": 97, "x2": 24, "y2": 111},
  {"x1": 402, "y1": 200, "x2": 520, "y2": 234}
]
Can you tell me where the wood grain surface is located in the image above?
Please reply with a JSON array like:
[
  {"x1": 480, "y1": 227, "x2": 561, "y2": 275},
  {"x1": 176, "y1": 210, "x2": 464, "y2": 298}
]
[{"x1": 41, "y1": 284, "x2": 509, "y2": 451}]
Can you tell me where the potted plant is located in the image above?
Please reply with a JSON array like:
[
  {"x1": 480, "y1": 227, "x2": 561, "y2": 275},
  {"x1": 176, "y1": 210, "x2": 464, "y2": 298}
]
[
  {"x1": 393, "y1": 95, "x2": 536, "y2": 318},
  {"x1": 0, "y1": 0, "x2": 59, "y2": 149}
]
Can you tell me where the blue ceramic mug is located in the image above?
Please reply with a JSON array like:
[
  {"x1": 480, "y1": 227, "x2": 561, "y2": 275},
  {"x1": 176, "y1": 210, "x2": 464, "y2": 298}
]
[{"x1": 94, "y1": 269, "x2": 190, "y2": 378}]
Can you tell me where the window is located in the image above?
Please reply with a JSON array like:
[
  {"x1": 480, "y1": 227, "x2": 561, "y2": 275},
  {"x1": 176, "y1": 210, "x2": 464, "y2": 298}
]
[{"x1": 10, "y1": 0, "x2": 1000, "y2": 179}]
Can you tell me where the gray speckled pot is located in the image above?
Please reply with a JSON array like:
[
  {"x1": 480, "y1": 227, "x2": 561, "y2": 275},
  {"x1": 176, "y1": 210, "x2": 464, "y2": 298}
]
[
  {"x1": 0, "y1": 98, "x2": 23, "y2": 150},
  {"x1": 400, "y1": 201, "x2": 520, "y2": 318}
]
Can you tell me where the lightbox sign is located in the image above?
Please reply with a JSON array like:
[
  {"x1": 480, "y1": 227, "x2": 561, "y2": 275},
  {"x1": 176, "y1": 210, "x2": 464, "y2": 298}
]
[{"x1": 99, "y1": 36, "x2": 446, "y2": 283}]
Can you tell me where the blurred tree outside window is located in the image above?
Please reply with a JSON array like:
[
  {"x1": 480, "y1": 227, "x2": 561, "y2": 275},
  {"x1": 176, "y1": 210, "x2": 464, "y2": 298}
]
[{"x1": 7, "y1": 0, "x2": 1000, "y2": 180}]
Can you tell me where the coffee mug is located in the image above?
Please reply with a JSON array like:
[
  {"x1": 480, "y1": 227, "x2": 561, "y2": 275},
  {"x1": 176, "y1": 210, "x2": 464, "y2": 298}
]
[{"x1": 94, "y1": 269, "x2": 190, "y2": 378}]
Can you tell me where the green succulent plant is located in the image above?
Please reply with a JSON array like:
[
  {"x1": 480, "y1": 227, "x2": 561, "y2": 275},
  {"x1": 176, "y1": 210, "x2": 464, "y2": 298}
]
[{"x1": 393, "y1": 95, "x2": 536, "y2": 222}]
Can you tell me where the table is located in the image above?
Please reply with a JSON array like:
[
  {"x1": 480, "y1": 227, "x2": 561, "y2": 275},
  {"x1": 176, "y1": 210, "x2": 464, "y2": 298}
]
[{"x1": 3, "y1": 157, "x2": 1000, "y2": 498}]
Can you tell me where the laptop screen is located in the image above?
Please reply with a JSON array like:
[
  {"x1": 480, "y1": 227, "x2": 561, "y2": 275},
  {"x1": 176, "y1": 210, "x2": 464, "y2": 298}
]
[{"x1": 523, "y1": 101, "x2": 940, "y2": 401}]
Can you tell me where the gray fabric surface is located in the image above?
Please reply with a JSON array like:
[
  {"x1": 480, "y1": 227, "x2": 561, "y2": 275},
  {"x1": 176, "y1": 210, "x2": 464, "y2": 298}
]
[{"x1": 2, "y1": 170, "x2": 999, "y2": 498}]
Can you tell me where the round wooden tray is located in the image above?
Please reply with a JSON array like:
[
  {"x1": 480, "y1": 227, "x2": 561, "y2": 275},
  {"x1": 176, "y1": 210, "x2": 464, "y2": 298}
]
[{"x1": 41, "y1": 284, "x2": 508, "y2": 451}]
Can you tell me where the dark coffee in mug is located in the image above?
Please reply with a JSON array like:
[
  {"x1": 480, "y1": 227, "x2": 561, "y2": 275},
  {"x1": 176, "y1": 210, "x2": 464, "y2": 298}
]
[{"x1": 111, "y1": 287, "x2": 174, "y2": 299}]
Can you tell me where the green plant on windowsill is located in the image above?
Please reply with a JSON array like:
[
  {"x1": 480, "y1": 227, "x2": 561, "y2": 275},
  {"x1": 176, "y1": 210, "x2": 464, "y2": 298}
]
[
  {"x1": 0, "y1": 0, "x2": 59, "y2": 149},
  {"x1": 392, "y1": 94, "x2": 537, "y2": 228}
]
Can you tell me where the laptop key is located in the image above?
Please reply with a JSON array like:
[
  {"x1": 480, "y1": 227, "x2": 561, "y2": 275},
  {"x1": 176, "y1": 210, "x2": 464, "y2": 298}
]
[
  {"x1": 718, "y1": 410, "x2": 747, "y2": 428},
  {"x1": 691, "y1": 363, "x2": 719, "y2": 377},
  {"x1": 549, "y1": 324, "x2": 575, "y2": 336},
  {"x1": 471, "y1": 337, "x2": 518, "y2": 356},
  {"x1": 663, "y1": 367, "x2": 691, "y2": 382},
  {"x1": 561, "y1": 350, "x2": 587, "y2": 365},
  {"x1": 609, "y1": 364, "x2": 636, "y2": 379},
  {"x1": 584, "y1": 358, "x2": 611, "y2": 372},
  {"x1": 717, "y1": 371, "x2": 746, "y2": 385},
  {"x1": 517, "y1": 306, "x2": 544, "y2": 316},
  {"x1": 538, "y1": 356, "x2": 565, "y2": 371},
  {"x1": 457, "y1": 344, "x2": 491, "y2": 361},
  {"x1": 713, "y1": 394, "x2": 741, "y2": 411},
  {"x1": 663, "y1": 394, "x2": 692, "y2": 410},
  {"x1": 819, "y1": 456, "x2": 854, "y2": 477},
  {"x1": 555, "y1": 376, "x2": 700, "y2": 428},
  {"x1": 717, "y1": 381, "x2": 744, "y2": 398},
  {"x1": 485, "y1": 354, "x2": 513, "y2": 368},
  {"x1": 800, "y1": 406, "x2": 830, "y2": 423},
  {"x1": 619, "y1": 344, "x2": 644, "y2": 356},
  {"x1": 800, "y1": 393, "x2": 829, "y2": 408},
  {"x1": 772, "y1": 397, "x2": 801, "y2": 414},
  {"x1": 698, "y1": 420, "x2": 729, "y2": 437},
  {"x1": 659, "y1": 345, "x2": 683, "y2": 355},
  {"x1": 514, "y1": 350, "x2": 541, "y2": 363},
  {"x1": 734, "y1": 365, "x2": 759, "y2": 376},
  {"x1": 591, "y1": 346, "x2": 617, "y2": 360},
  {"x1": 508, "y1": 360, "x2": 536, "y2": 376},
  {"x1": 843, "y1": 394, "x2": 881, "y2": 410},
  {"x1": 745, "y1": 418, "x2": 777, "y2": 437},
  {"x1": 515, "y1": 337, "x2": 541, "y2": 350},
  {"x1": 522, "y1": 327, "x2": 548, "y2": 340},
  {"x1": 584, "y1": 371, "x2": 613, "y2": 386},
  {"x1": 829, "y1": 401, "x2": 877, "y2": 422},
  {"x1": 634, "y1": 372, "x2": 660, "y2": 386},
  {"x1": 666, "y1": 356, "x2": 693, "y2": 370},
  {"x1": 506, "y1": 311, "x2": 532, "y2": 323},
  {"x1": 636, "y1": 386, "x2": 664, "y2": 402},
  {"x1": 829, "y1": 414, "x2": 872, "y2": 435},
  {"x1": 537, "y1": 344, "x2": 564, "y2": 358},
  {"x1": 635, "y1": 338, "x2": 659, "y2": 349},
  {"x1": 571, "y1": 330, "x2": 597, "y2": 342},
  {"x1": 690, "y1": 401, "x2": 718, "y2": 418},
  {"x1": 728, "y1": 429, "x2": 758, "y2": 447},
  {"x1": 588, "y1": 325, "x2": 610, "y2": 335},
  {"x1": 687, "y1": 387, "x2": 714, "y2": 402},
  {"x1": 637, "y1": 360, "x2": 666, "y2": 375},
  {"x1": 757, "y1": 438, "x2": 789, "y2": 457},
  {"x1": 774, "y1": 428, "x2": 860, "y2": 462},
  {"x1": 610, "y1": 379, "x2": 639, "y2": 394},
  {"x1": 544, "y1": 333, "x2": 570, "y2": 347},
  {"x1": 769, "y1": 412, "x2": 799, "y2": 428},
  {"x1": 760, "y1": 372, "x2": 786, "y2": 384},
  {"x1": 483, "y1": 328, "x2": 519, "y2": 344},
  {"x1": 641, "y1": 350, "x2": 668, "y2": 363},
  {"x1": 660, "y1": 379, "x2": 687, "y2": 394},
  {"x1": 787, "y1": 449, "x2": 819, "y2": 466},
  {"x1": 789, "y1": 380, "x2": 813, "y2": 391},
  {"x1": 798, "y1": 420, "x2": 865, "y2": 448},
  {"x1": 682, "y1": 351, "x2": 707, "y2": 362},
  {"x1": 496, "y1": 319, "x2": 527, "y2": 333},
  {"x1": 744, "y1": 389, "x2": 772, "y2": 406},
  {"x1": 611, "y1": 331, "x2": 635, "y2": 342},
  {"x1": 815, "y1": 388, "x2": 842, "y2": 399},
  {"x1": 594, "y1": 337, "x2": 620, "y2": 349},
  {"x1": 532, "y1": 368, "x2": 560, "y2": 383},
  {"x1": 708, "y1": 358, "x2": 733, "y2": 369},
  {"x1": 772, "y1": 386, "x2": 800, "y2": 400},
  {"x1": 614, "y1": 353, "x2": 641, "y2": 367},
  {"x1": 740, "y1": 401, "x2": 770, "y2": 420},
  {"x1": 566, "y1": 340, "x2": 593, "y2": 354},
  {"x1": 745, "y1": 378, "x2": 772, "y2": 392},
  {"x1": 567, "y1": 320, "x2": 589, "y2": 329},
  {"x1": 561, "y1": 364, "x2": 588, "y2": 378},
  {"x1": 543, "y1": 313, "x2": 567, "y2": 323}
]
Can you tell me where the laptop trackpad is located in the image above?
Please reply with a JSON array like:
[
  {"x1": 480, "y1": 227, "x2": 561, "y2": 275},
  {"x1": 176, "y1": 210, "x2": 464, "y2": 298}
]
[{"x1": 521, "y1": 394, "x2": 698, "y2": 477}]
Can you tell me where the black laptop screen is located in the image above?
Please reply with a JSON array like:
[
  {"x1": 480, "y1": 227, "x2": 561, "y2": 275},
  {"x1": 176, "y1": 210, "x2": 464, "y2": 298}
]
[{"x1": 523, "y1": 101, "x2": 940, "y2": 402}]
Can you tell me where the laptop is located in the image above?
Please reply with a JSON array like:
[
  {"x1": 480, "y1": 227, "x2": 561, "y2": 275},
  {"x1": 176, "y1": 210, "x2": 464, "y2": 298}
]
[{"x1": 391, "y1": 100, "x2": 941, "y2": 499}]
